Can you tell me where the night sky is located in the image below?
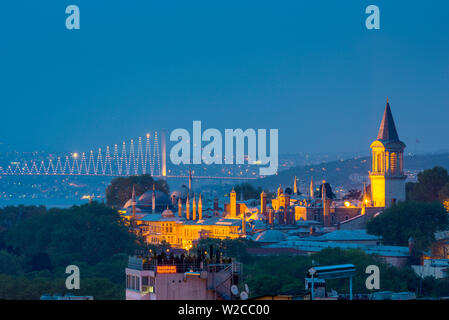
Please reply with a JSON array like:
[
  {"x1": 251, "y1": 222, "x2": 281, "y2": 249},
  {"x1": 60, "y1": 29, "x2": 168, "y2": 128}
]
[{"x1": 0, "y1": 1, "x2": 448, "y2": 155}]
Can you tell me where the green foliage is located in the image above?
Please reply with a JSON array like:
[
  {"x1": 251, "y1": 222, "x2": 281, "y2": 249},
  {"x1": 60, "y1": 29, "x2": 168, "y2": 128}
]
[
  {"x1": 0, "y1": 203, "x2": 145, "y2": 299},
  {"x1": 233, "y1": 183, "x2": 263, "y2": 201},
  {"x1": 407, "y1": 166, "x2": 449, "y2": 202},
  {"x1": 243, "y1": 248, "x2": 424, "y2": 298},
  {"x1": 315, "y1": 182, "x2": 336, "y2": 199},
  {"x1": 366, "y1": 201, "x2": 449, "y2": 250},
  {"x1": 105, "y1": 174, "x2": 170, "y2": 208},
  {"x1": 439, "y1": 183, "x2": 449, "y2": 202},
  {"x1": 0, "y1": 274, "x2": 123, "y2": 300}
]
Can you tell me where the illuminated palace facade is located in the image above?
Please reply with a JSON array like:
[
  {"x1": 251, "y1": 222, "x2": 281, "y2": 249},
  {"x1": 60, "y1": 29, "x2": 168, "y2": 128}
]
[
  {"x1": 120, "y1": 100, "x2": 406, "y2": 244},
  {"x1": 121, "y1": 173, "x2": 244, "y2": 250}
]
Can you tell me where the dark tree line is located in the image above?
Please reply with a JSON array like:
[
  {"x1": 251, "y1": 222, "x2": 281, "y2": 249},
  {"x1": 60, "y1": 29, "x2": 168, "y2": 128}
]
[{"x1": 105, "y1": 174, "x2": 169, "y2": 208}]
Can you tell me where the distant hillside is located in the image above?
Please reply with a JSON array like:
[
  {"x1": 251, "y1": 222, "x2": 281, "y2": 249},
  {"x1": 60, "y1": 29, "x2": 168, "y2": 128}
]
[{"x1": 253, "y1": 153, "x2": 449, "y2": 191}]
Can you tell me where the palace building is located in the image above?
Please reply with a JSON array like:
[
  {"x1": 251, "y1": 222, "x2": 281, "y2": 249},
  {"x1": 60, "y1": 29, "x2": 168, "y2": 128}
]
[{"x1": 120, "y1": 99, "x2": 407, "y2": 245}]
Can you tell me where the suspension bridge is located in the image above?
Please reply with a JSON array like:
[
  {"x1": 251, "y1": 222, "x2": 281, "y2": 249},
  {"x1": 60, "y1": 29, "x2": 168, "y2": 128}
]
[{"x1": 0, "y1": 131, "x2": 258, "y2": 180}]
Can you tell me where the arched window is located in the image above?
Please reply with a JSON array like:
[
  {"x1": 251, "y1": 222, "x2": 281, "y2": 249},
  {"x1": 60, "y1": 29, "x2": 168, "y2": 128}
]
[
  {"x1": 391, "y1": 152, "x2": 397, "y2": 173},
  {"x1": 376, "y1": 153, "x2": 382, "y2": 172}
]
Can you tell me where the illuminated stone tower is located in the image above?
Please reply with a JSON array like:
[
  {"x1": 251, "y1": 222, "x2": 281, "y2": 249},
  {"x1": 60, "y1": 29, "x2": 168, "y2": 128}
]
[
  {"x1": 369, "y1": 100, "x2": 406, "y2": 208},
  {"x1": 230, "y1": 188, "x2": 237, "y2": 218}
]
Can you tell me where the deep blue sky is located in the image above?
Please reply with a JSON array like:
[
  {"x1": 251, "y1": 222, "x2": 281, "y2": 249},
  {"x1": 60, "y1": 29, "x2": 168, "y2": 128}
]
[{"x1": 0, "y1": 1, "x2": 448, "y2": 155}]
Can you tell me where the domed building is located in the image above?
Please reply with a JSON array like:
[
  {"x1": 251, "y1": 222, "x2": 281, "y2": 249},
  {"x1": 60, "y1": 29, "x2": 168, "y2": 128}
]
[
  {"x1": 254, "y1": 229, "x2": 287, "y2": 243},
  {"x1": 138, "y1": 189, "x2": 171, "y2": 213},
  {"x1": 161, "y1": 207, "x2": 175, "y2": 218}
]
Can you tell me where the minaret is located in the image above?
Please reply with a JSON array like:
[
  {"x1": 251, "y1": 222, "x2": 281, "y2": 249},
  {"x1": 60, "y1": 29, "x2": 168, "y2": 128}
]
[
  {"x1": 230, "y1": 188, "x2": 237, "y2": 218},
  {"x1": 178, "y1": 196, "x2": 182, "y2": 217},
  {"x1": 369, "y1": 99, "x2": 406, "y2": 208},
  {"x1": 188, "y1": 169, "x2": 192, "y2": 193},
  {"x1": 131, "y1": 185, "x2": 136, "y2": 217},
  {"x1": 186, "y1": 194, "x2": 190, "y2": 220},
  {"x1": 260, "y1": 191, "x2": 267, "y2": 216},
  {"x1": 198, "y1": 194, "x2": 203, "y2": 220},
  {"x1": 322, "y1": 181, "x2": 330, "y2": 227},
  {"x1": 241, "y1": 212, "x2": 246, "y2": 234},
  {"x1": 293, "y1": 176, "x2": 298, "y2": 195},
  {"x1": 152, "y1": 184, "x2": 156, "y2": 213},
  {"x1": 192, "y1": 194, "x2": 197, "y2": 221},
  {"x1": 310, "y1": 177, "x2": 315, "y2": 200}
]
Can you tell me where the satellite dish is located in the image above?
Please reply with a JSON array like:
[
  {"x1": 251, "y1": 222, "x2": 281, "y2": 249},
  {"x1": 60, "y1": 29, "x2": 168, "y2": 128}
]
[
  {"x1": 231, "y1": 285, "x2": 239, "y2": 295},
  {"x1": 244, "y1": 284, "x2": 250, "y2": 294},
  {"x1": 240, "y1": 291, "x2": 248, "y2": 300},
  {"x1": 308, "y1": 267, "x2": 316, "y2": 276}
]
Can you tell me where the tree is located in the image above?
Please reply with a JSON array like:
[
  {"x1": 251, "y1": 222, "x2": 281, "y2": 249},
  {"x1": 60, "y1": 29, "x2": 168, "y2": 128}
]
[
  {"x1": 315, "y1": 182, "x2": 336, "y2": 199},
  {"x1": 439, "y1": 183, "x2": 449, "y2": 212},
  {"x1": 366, "y1": 201, "x2": 449, "y2": 250},
  {"x1": 407, "y1": 167, "x2": 449, "y2": 202},
  {"x1": 105, "y1": 174, "x2": 169, "y2": 208}
]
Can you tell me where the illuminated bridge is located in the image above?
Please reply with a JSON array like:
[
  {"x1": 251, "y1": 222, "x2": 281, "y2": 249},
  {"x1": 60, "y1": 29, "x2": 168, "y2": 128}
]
[{"x1": 0, "y1": 132, "x2": 258, "y2": 180}]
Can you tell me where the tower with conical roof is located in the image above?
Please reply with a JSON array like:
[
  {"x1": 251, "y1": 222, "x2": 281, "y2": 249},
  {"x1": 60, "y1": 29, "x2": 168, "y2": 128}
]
[{"x1": 369, "y1": 99, "x2": 406, "y2": 208}]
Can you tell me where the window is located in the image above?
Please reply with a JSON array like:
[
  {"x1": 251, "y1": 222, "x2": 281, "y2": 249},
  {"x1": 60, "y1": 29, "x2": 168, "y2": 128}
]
[
  {"x1": 390, "y1": 152, "x2": 397, "y2": 173},
  {"x1": 376, "y1": 153, "x2": 382, "y2": 172}
]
